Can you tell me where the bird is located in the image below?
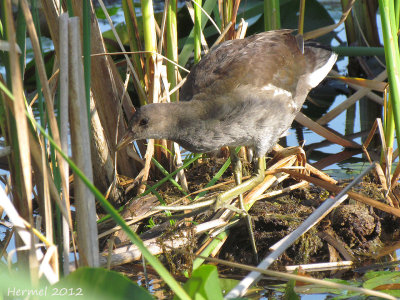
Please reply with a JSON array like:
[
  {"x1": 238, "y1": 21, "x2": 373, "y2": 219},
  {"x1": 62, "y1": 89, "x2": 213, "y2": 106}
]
[
  {"x1": 117, "y1": 29, "x2": 337, "y2": 262},
  {"x1": 117, "y1": 30, "x2": 337, "y2": 169}
]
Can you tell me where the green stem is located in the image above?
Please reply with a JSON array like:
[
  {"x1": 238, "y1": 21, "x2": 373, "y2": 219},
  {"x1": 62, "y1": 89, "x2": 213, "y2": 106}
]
[
  {"x1": 379, "y1": 0, "x2": 400, "y2": 153},
  {"x1": 151, "y1": 157, "x2": 190, "y2": 198},
  {"x1": 192, "y1": 231, "x2": 228, "y2": 272},
  {"x1": 178, "y1": 0, "x2": 216, "y2": 67},
  {"x1": 385, "y1": 94, "x2": 395, "y2": 154},
  {"x1": 166, "y1": 0, "x2": 178, "y2": 102},
  {"x1": 122, "y1": 0, "x2": 147, "y2": 105},
  {"x1": 264, "y1": 0, "x2": 280, "y2": 31},
  {"x1": 141, "y1": 0, "x2": 157, "y2": 89},
  {"x1": 194, "y1": 0, "x2": 202, "y2": 63}
]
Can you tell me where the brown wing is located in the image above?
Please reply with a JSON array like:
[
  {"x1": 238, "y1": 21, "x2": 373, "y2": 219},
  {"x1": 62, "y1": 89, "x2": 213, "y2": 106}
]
[{"x1": 180, "y1": 30, "x2": 307, "y2": 101}]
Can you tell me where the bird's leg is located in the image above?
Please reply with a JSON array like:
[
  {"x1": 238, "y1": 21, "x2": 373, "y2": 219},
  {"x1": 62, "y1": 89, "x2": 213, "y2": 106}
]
[
  {"x1": 229, "y1": 147, "x2": 243, "y2": 195},
  {"x1": 227, "y1": 147, "x2": 259, "y2": 262},
  {"x1": 229, "y1": 147, "x2": 246, "y2": 214},
  {"x1": 255, "y1": 155, "x2": 266, "y2": 178},
  {"x1": 215, "y1": 156, "x2": 265, "y2": 208}
]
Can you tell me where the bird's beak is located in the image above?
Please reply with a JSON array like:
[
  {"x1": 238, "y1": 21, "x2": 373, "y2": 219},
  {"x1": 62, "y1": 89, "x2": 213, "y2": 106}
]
[{"x1": 116, "y1": 131, "x2": 135, "y2": 151}]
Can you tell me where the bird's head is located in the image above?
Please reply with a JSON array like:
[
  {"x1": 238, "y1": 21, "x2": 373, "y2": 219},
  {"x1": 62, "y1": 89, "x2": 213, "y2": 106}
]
[{"x1": 116, "y1": 104, "x2": 169, "y2": 151}]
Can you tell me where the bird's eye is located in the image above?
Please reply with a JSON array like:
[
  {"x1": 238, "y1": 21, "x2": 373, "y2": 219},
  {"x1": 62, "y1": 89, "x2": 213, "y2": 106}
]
[{"x1": 139, "y1": 118, "x2": 149, "y2": 126}]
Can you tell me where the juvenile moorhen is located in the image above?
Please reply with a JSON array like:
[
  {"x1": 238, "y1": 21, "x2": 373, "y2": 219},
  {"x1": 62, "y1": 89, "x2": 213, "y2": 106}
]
[
  {"x1": 117, "y1": 29, "x2": 337, "y2": 261},
  {"x1": 117, "y1": 30, "x2": 337, "y2": 164}
]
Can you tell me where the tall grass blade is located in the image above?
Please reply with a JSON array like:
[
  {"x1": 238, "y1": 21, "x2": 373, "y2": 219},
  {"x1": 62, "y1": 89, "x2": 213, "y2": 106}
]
[
  {"x1": 264, "y1": 0, "x2": 281, "y2": 31},
  {"x1": 178, "y1": 0, "x2": 217, "y2": 67},
  {"x1": 378, "y1": 0, "x2": 400, "y2": 152},
  {"x1": 141, "y1": 0, "x2": 157, "y2": 100},
  {"x1": 122, "y1": 0, "x2": 147, "y2": 105},
  {"x1": 194, "y1": 0, "x2": 202, "y2": 62},
  {"x1": 166, "y1": 0, "x2": 178, "y2": 102}
]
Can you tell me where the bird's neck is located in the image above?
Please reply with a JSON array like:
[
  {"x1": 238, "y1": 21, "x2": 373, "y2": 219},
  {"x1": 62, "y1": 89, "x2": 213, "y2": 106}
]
[
  {"x1": 154, "y1": 101, "x2": 210, "y2": 152},
  {"x1": 155, "y1": 101, "x2": 206, "y2": 138}
]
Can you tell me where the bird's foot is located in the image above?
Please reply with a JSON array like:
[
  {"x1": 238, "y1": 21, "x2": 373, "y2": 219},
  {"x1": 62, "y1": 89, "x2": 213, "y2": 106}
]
[
  {"x1": 254, "y1": 156, "x2": 266, "y2": 178},
  {"x1": 214, "y1": 173, "x2": 264, "y2": 208},
  {"x1": 215, "y1": 153, "x2": 265, "y2": 208},
  {"x1": 214, "y1": 150, "x2": 264, "y2": 262}
]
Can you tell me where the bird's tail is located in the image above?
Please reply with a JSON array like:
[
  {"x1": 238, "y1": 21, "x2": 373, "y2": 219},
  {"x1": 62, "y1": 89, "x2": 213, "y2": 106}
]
[{"x1": 303, "y1": 42, "x2": 338, "y2": 88}]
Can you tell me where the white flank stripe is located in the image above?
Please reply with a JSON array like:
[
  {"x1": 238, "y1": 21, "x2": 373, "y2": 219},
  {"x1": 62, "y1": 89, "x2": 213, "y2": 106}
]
[{"x1": 262, "y1": 83, "x2": 292, "y2": 98}]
